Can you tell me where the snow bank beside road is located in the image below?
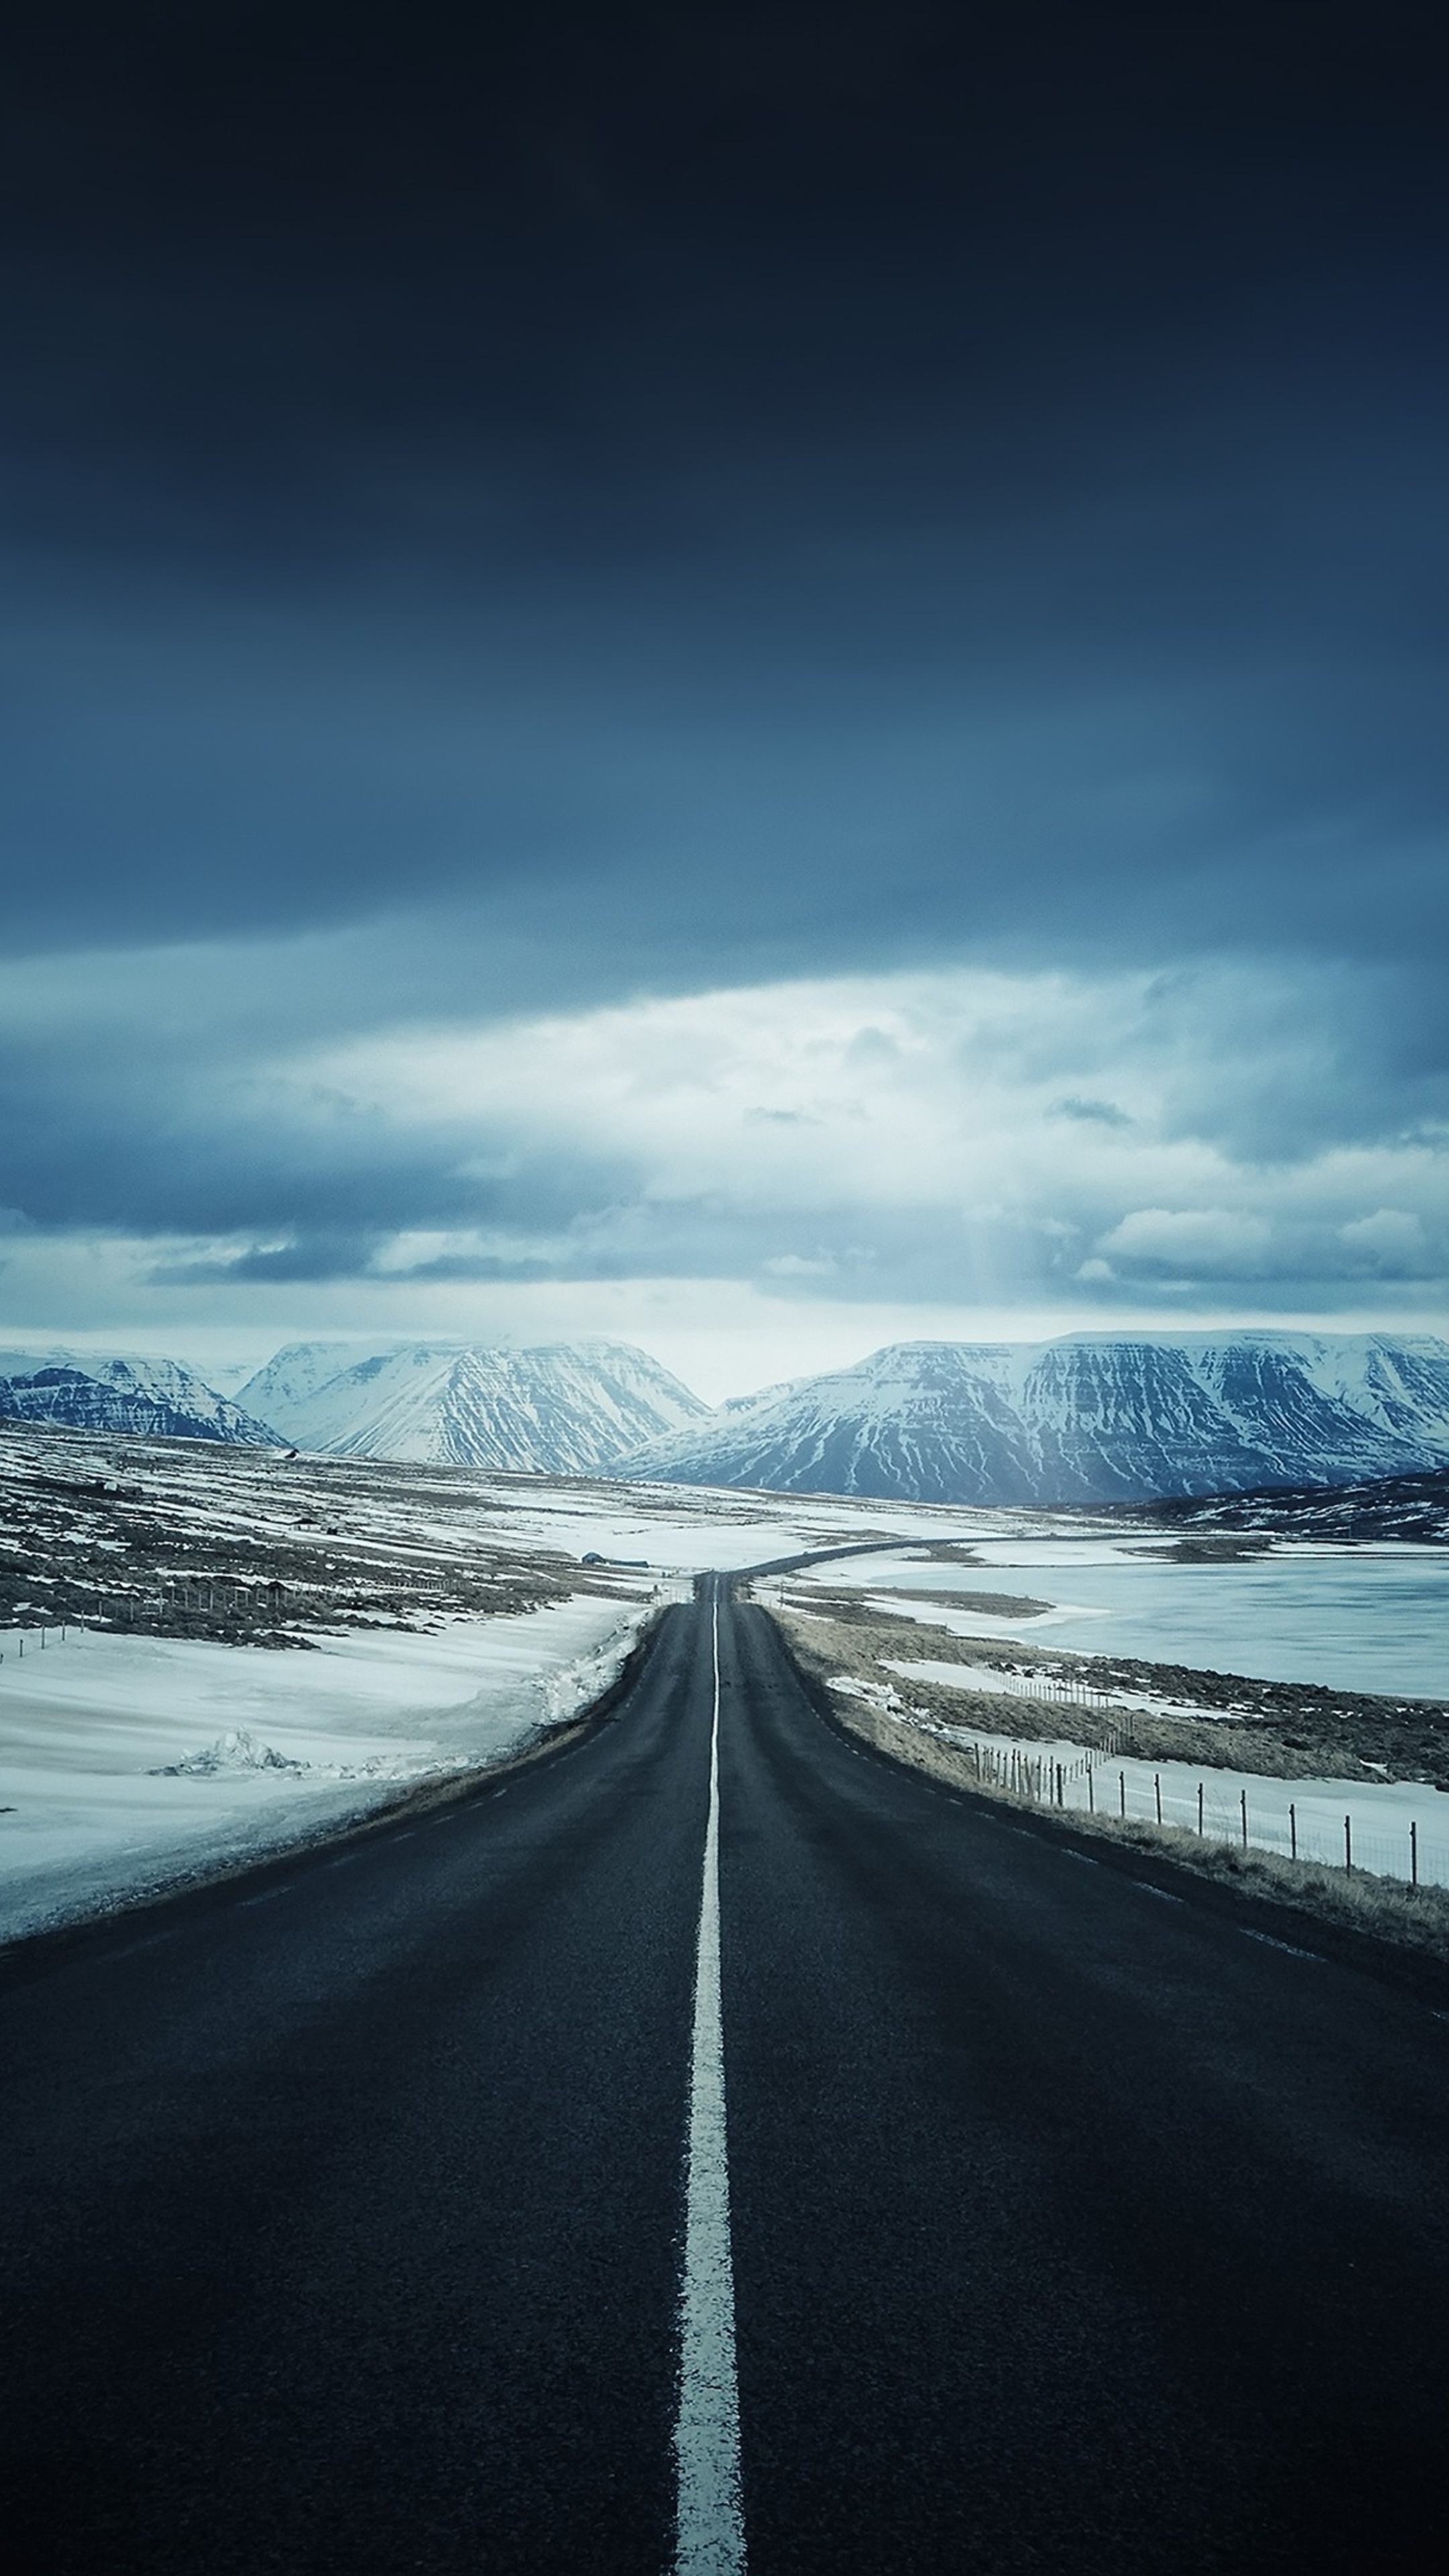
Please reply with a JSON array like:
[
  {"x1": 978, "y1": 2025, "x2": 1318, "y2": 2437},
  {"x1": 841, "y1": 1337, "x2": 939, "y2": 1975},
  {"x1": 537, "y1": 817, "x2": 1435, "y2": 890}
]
[{"x1": 0, "y1": 1594, "x2": 651, "y2": 1944}]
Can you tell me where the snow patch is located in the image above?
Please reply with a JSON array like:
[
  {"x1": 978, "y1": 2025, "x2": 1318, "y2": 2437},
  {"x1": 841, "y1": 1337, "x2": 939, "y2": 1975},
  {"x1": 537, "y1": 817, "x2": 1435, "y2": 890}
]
[{"x1": 154, "y1": 1727, "x2": 309, "y2": 1777}]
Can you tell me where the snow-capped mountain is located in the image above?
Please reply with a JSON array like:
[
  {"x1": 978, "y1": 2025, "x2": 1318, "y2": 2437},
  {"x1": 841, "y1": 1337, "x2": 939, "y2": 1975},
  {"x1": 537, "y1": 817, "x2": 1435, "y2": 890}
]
[
  {"x1": 236, "y1": 1338, "x2": 706, "y2": 1470},
  {"x1": 615, "y1": 1332, "x2": 1449, "y2": 1507},
  {"x1": 0, "y1": 1354, "x2": 280, "y2": 1446}
]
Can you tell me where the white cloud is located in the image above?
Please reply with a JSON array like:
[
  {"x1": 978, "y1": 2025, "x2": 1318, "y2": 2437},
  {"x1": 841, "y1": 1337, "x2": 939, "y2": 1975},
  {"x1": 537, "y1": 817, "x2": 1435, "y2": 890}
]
[
  {"x1": 1098, "y1": 1208, "x2": 1275, "y2": 1277},
  {"x1": 296, "y1": 966, "x2": 1205, "y2": 1221},
  {"x1": 291, "y1": 963, "x2": 1449, "y2": 1297}
]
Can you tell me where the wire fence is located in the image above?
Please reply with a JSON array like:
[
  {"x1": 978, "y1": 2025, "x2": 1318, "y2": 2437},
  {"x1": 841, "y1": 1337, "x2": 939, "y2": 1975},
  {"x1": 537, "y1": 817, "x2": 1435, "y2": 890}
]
[
  {"x1": 0, "y1": 1588, "x2": 307, "y2": 1665},
  {"x1": 1, "y1": 1580, "x2": 303, "y2": 1636},
  {"x1": 909, "y1": 1658, "x2": 1126, "y2": 1727},
  {"x1": 0, "y1": 1566, "x2": 447, "y2": 1638},
  {"x1": 0, "y1": 1617, "x2": 76, "y2": 1662},
  {"x1": 941, "y1": 1725, "x2": 1449, "y2": 1891}
]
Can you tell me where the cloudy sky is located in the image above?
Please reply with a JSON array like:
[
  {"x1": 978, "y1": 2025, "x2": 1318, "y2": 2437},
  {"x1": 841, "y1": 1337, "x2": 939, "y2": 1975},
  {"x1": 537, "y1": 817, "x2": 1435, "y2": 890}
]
[{"x1": 3, "y1": 2, "x2": 1448, "y2": 1399}]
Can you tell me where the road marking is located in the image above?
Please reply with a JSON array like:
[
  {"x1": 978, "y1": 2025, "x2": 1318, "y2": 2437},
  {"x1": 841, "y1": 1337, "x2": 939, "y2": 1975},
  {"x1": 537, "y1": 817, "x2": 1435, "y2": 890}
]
[
  {"x1": 1240, "y1": 1929, "x2": 1322, "y2": 1961},
  {"x1": 239, "y1": 1885, "x2": 291, "y2": 1909},
  {"x1": 1132, "y1": 1883, "x2": 1183, "y2": 1904},
  {"x1": 674, "y1": 1589, "x2": 747, "y2": 2576},
  {"x1": 1063, "y1": 1851, "x2": 1101, "y2": 1868}
]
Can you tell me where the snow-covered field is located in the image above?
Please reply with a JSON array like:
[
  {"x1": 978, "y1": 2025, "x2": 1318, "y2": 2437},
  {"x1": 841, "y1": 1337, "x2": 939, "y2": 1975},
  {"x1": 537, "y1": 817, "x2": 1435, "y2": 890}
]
[{"x1": 0, "y1": 1594, "x2": 659, "y2": 1944}]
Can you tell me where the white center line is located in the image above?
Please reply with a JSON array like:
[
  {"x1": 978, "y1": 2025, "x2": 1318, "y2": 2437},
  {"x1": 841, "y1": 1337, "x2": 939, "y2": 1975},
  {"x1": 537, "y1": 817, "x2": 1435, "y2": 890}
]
[
  {"x1": 673, "y1": 1587, "x2": 747, "y2": 2576},
  {"x1": 1240, "y1": 1928, "x2": 1322, "y2": 1960}
]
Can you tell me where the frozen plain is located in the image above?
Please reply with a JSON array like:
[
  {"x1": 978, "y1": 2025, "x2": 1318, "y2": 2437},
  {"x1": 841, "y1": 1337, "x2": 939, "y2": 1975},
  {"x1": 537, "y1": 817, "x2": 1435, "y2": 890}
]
[{"x1": 795, "y1": 1532, "x2": 1449, "y2": 1697}]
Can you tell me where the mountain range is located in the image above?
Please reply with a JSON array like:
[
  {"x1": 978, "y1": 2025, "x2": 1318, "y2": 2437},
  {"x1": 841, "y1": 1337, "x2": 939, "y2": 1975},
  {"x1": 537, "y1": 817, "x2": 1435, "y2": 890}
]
[
  {"x1": 5, "y1": 1329, "x2": 1449, "y2": 1507},
  {"x1": 616, "y1": 1332, "x2": 1449, "y2": 1506}
]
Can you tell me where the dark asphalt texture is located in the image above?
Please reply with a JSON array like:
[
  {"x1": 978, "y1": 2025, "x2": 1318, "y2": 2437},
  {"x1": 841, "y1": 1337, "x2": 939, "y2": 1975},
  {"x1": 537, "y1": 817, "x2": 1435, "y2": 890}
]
[{"x1": 1, "y1": 1576, "x2": 1448, "y2": 2573}]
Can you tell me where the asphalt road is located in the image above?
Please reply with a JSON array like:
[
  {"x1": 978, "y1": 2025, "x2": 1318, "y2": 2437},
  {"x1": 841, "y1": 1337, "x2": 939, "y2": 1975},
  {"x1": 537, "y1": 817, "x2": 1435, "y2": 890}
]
[{"x1": 2, "y1": 1575, "x2": 1448, "y2": 2573}]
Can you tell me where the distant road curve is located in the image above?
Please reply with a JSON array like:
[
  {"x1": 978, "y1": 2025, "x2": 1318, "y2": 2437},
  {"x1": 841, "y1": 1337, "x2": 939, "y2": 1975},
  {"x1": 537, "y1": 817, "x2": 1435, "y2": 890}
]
[{"x1": 2, "y1": 1558, "x2": 1447, "y2": 2573}]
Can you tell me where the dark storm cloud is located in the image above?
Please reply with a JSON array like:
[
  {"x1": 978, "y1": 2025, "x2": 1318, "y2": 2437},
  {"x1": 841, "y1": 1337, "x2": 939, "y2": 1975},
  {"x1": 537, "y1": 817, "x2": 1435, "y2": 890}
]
[
  {"x1": 3, "y1": 1, "x2": 1448, "y2": 986},
  {"x1": 0, "y1": 982, "x2": 639, "y2": 1246}
]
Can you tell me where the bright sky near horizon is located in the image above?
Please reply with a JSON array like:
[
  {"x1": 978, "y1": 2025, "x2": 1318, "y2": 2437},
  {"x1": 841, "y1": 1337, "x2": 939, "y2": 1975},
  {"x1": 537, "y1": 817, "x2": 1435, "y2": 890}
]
[{"x1": 3, "y1": 5, "x2": 1448, "y2": 1401}]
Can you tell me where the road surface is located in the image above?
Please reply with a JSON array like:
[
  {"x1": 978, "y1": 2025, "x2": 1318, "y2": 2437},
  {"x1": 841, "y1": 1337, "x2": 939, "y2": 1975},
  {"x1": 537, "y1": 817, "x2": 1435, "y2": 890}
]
[{"x1": 2, "y1": 1573, "x2": 1447, "y2": 2572}]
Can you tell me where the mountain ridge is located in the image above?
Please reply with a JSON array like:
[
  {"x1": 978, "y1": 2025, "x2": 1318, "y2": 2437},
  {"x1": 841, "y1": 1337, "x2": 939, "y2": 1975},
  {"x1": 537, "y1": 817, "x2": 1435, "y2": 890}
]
[
  {"x1": 0, "y1": 1354, "x2": 281, "y2": 1446},
  {"x1": 237, "y1": 1337, "x2": 706, "y2": 1471},
  {"x1": 614, "y1": 1330, "x2": 1449, "y2": 1507}
]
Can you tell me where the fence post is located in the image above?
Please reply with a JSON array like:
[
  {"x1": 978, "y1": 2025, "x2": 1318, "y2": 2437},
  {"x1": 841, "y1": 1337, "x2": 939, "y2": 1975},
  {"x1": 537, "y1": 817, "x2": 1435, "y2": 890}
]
[
  {"x1": 1087, "y1": 1763, "x2": 1094, "y2": 1814},
  {"x1": 1240, "y1": 1788, "x2": 1248, "y2": 1849},
  {"x1": 1057, "y1": 1761, "x2": 1065, "y2": 1808},
  {"x1": 1154, "y1": 1773, "x2": 1163, "y2": 1826},
  {"x1": 1119, "y1": 1769, "x2": 1126, "y2": 1818},
  {"x1": 1197, "y1": 1781, "x2": 1203, "y2": 1836},
  {"x1": 1344, "y1": 1813, "x2": 1352, "y2": 1874},
  {"x1": 1411, "y1": 1819, "x2": 1418, "y2": 1888},
  {"x1": 1289, "y1": 1802, "x2": 1297, "y2": 1862}
]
